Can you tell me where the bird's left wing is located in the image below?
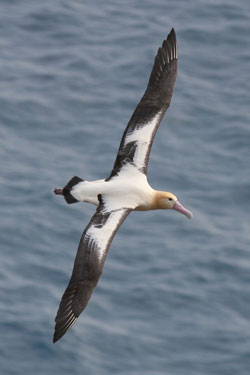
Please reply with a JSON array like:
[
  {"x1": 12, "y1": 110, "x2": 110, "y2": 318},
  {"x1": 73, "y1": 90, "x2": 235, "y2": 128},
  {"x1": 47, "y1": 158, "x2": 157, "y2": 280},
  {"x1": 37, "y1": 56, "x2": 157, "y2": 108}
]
[
  {"x1": 107, "y1": 28, "x2": 178, "y2": 180},
  {"x1": 53, "y1": 196, "x2": 132, "y2": 343}
]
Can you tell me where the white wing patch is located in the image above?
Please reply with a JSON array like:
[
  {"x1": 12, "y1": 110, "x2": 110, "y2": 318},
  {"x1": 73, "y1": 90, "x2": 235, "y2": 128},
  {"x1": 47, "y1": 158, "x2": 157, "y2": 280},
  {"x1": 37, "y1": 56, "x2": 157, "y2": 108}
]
[
  {"x1": 124, "y1": 111, "x2": 162, "y2": 169},
  {"x1": 87, "y1": 209, "x2": 127, "y2": 262}
]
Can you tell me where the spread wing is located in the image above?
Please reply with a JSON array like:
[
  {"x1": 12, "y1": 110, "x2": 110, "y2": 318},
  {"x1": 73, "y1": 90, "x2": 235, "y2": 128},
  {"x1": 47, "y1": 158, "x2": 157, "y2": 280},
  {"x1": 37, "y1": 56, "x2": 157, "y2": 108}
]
[
  {"x1": 53, "y1": 197, "x2": 132, "y2": 343},
  {"x1": 107, "y1": 28, "x2": 178, "y2": 180}
]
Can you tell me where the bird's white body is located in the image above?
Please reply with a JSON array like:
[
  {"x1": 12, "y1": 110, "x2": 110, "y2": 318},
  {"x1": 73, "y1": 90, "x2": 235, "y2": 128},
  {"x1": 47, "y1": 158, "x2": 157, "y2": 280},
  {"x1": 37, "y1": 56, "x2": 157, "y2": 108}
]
[{"x1": 71, "y1": 165, "x2": 155, "y2": 211}]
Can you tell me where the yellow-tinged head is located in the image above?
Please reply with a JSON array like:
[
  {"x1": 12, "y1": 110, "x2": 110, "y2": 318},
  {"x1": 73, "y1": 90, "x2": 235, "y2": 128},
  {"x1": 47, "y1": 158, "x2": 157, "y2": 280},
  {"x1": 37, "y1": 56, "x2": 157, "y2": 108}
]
[{"x1": 154, "y1": 191, "x2": 192, "y2": 219}]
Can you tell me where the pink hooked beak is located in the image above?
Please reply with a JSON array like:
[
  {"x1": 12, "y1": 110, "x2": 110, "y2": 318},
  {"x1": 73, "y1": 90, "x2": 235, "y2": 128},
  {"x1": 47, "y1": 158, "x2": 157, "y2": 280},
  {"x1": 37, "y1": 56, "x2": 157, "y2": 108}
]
[{"x1": 173, "y1": 200, "x2": 193, "y2": 219}]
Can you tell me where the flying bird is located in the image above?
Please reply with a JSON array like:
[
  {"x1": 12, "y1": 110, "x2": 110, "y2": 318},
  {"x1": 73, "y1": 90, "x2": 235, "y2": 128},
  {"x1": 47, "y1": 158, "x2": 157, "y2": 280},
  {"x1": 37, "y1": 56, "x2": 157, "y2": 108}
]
[{"x1": 53, "y1": 28, "x2": 192, "y2": 343}]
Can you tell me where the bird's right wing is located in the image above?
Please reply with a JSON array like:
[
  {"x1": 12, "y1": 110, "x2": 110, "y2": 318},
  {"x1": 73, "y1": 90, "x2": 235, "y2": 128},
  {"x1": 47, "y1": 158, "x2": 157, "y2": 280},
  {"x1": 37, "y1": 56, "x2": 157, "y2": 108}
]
[{"x1": 53, "y1": 196, "x2": 132, "y2": 343}]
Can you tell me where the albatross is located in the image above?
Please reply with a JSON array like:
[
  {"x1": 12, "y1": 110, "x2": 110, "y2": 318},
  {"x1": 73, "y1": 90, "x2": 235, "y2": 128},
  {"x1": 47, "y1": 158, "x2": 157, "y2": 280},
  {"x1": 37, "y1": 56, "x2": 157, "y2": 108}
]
[{"x1": 53, "y1": 28, "x2": 192, "y2": 343}]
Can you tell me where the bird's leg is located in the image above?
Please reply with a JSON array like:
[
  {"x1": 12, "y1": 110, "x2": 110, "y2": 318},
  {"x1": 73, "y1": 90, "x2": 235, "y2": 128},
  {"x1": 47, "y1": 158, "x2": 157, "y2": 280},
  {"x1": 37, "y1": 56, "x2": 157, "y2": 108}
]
[{"x1": 54, "y1": 188, "x2": 63, "y2": 195}]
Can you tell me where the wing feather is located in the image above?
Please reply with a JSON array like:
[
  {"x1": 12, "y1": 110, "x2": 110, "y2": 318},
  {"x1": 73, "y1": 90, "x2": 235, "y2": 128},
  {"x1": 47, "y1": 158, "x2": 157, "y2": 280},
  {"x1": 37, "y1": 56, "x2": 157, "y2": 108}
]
[
  {"x1": 107, "y1": 28, "x2": 178, "y2": 179},
  {"x1": 53, "y1": 200, "x2": 131, "y2": 342}
]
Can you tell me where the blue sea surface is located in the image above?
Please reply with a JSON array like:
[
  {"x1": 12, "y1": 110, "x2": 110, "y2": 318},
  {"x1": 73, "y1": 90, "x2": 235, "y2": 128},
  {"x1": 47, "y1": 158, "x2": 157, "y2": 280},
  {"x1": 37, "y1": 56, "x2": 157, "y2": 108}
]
[{"x1": 1, "y1": 0, "x2": 250, "y2": 374}]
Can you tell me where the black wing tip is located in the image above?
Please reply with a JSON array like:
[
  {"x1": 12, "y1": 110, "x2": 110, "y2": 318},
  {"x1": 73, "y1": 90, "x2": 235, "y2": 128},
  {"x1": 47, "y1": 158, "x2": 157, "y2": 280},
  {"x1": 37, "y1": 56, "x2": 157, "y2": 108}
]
[
  {"x1": 147, "y1": 27, "x2": 177, "y2": 89},
  {"x1": 53, "y1": 331, "x2": 65, "y2": 343},
  {"x1": 53, "y1": 290, "x2": 78, "y2": 343},
  {"x1": 169, "y1": 27, "x2": 176, "y2": 39},
  {"x1": 53, "y1": 324, "x2": 64, "y2": 343},
  {"x1": 165, "y1": 28, "x2": 176, "y2": 45},
  {"x1": 53, "y1": 332, "x2": 60, "y2": 343},
  {"x1": 53, "y1": 314, "x2": 77, "y2": 343},
  {"x1": 164, "y1": 27, "x2": 177, "y2": 59},
  {"x1": 53, "y1": 329, "x2": 68, "y2": 343}
]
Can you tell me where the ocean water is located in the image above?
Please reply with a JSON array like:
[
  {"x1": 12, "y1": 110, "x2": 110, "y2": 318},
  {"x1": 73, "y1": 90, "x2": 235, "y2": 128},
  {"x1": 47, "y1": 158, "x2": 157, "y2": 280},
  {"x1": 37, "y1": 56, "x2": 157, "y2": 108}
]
[{"x1": 1, "y1": 0, "x2": 250, "y2": 374}]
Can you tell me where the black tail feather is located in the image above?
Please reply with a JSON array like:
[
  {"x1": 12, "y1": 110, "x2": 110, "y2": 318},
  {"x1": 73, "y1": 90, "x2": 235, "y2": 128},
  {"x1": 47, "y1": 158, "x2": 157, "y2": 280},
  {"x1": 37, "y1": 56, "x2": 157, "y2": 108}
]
[{"x1": 63, "y1": 176, "x2": 84, "y2": 204}]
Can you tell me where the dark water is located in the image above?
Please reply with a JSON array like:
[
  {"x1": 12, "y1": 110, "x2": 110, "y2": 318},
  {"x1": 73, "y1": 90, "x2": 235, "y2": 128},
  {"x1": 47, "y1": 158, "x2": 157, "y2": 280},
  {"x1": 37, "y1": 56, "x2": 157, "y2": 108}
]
[{"x1": 1, "y1": 1, "x2": 250, "y2": 374}]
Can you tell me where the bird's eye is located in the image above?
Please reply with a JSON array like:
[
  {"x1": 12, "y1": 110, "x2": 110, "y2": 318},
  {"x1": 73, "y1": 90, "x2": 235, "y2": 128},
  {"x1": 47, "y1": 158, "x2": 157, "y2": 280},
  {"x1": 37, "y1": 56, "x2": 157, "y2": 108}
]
[{"x1": 168, "y1": 198, "x2": 173, "y2": 201}]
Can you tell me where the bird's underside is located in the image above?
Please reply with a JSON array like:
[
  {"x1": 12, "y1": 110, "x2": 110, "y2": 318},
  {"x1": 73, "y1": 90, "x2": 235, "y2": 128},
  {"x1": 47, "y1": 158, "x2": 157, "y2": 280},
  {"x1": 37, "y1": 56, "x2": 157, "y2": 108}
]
[{"x1": 53, "y1": 28, "x2": 181, "y2": 343}]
